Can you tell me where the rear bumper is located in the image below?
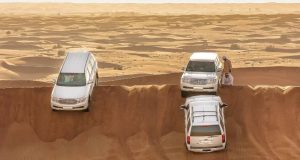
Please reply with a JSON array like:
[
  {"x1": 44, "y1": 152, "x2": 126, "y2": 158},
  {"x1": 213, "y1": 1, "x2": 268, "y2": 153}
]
[
  {"x1": 51, "y1": 100, "x2": 88, "y2": 111},
  {"x1": 181, "y1": 83, "x2": 218, "y2": 93},
  {"x1": 187, "y1": 144, "x2": 226, "y2": 153}
]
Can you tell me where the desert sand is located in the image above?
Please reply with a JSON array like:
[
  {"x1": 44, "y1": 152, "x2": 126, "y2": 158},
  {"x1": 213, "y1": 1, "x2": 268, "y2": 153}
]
[
  {"x1": 0, "y1": 85, "x2": 299, "y2": 160},
  {"x1": 0, "y1": 3, "x2": 299, "y2": 160},
  {"x1": 0, "y1": 4, "x2": 300, "y2": 83}
]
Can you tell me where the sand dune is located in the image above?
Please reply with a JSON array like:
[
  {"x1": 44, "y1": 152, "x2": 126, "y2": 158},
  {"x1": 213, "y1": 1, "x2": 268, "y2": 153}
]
[
  {"x1": 0, "y1": 85, "x2": 299, "y2": 159},
  {"x1": 1, "y1": 60, "x2": 58, "y2": 80},
  {"x1": 101, "y1": 67, "x2": 300, "y2": 86},
  {"x1": 0, "y1": 66, "x2": 299, "y2": 88},
  {"x1": 1, "y1": 66, "x2": 299, "y2": 88},
  {"x1": 1, "y1": 12, "x2": 300, "y2": 81}
]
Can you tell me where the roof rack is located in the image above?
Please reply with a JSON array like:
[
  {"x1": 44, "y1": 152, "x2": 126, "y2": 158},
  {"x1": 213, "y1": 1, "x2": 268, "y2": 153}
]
[{"x1": 191, "y1": 105, "x2": 219, "y2": 123}]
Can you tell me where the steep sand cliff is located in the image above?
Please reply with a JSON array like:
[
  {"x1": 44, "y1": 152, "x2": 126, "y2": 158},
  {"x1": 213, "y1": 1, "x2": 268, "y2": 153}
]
[{"x1": 0, "y1": 85, "x2": 299, "y2": 160}]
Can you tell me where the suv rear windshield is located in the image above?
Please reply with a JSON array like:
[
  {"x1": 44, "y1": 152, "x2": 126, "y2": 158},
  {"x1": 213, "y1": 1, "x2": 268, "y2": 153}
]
[
  {"x1": 186, "y1": 61, "x2": 215, "y2": 72},
  {"x1": 57, "y1": 73, "x2": 86, "y2": 86},
  {"x1": 191, "y1": 125, "x2": 221, "y2": 136}
]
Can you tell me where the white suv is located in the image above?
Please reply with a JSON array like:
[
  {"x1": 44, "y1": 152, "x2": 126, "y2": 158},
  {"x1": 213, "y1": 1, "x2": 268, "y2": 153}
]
[
  {"x1": 181, "y1": 52, "x2": 222, "y2": 97},
  {"x1": 180, "y1": 95, "x2": 227, "y2": 152},
  {"x1": 51, "y1": 50, "x2": 98, "y2": 112}
]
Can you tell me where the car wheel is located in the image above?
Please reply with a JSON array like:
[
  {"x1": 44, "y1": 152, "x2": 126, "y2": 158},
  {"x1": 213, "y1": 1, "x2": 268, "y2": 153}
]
[
  {"x1": 52, "y1": 108, "x2": 57, "y2": 112},
  {"x1": 83, "y1": 97, "x2": 91, "y2": 112},
  {"x1": 83, "y1": 107, "x2": 89, "y2": 112},
  {"x1": 181, "y1": 91, "x2": 188, "y2": 98},
  {"x1": 95, "y1": 73, "x2": 99, "y2": 86}
]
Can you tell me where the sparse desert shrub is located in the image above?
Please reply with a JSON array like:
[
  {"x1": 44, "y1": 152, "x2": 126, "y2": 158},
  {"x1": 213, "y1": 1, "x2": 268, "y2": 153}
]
[
  {"x1": 202, "y1": 40, "x2": 208, "y2": 49},
  {"x1": 265, "y1": 45, "x2": 276, "y2": 52},
  {"x1": 57, "y1": 49, "x2": 65, "y2": 56},
  {"x1": 114, "y1": 66, "x2": 123, "y2": 70},
  {"x1": 230, "y1": 44, "x2": 241, "y2": 50},
  {"x1": 6, "y1": 30, "x2": 11, "y2": 35},
  {"x1": 279, "y1": 35, "x2": 291, "y2": 43},
  {"x1": 96, "y1": 46, "x2": 104, "y2": 49}
]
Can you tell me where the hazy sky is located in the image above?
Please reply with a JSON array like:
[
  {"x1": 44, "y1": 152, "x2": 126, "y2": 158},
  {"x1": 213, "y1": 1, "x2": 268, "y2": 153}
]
[{"x1": 1, "y1": 0, "x2": 300, "y2": 3}]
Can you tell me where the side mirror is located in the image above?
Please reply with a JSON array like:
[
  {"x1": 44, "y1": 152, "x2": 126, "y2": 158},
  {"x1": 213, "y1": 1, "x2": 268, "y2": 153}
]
[
  {"x1": 217, "y1": 67, "x2": 222, "y2": 72},
  {"x1": 52, "y1": 79, "x2": 56, "y2": 84},
  {"x1": 180, "y1": 105, "x2": 187, "y2": 110},
  {"x1": 220, "y1": 103, "x2": 228, "y2": 108}
]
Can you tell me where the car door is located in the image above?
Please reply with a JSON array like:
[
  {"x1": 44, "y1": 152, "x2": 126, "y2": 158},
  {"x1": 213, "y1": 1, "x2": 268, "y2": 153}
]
[
  {"x1": 221, "y1": 107, "x2": 226, "y2": 134},
  {"x1": 184, "y1": 105, "x2": 190, "y2": 144},
  {"x1": 86, "y1": 59, "x2": 94, "y2": 95},
  {"x1": 184, "y1": 105, "x2": 190, "y2": 125}
]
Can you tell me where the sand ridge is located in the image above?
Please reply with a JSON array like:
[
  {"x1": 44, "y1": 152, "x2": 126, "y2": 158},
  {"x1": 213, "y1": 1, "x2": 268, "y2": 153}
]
[{"x1": 0, "y1": 85, "x2": 299, "y2": 159}]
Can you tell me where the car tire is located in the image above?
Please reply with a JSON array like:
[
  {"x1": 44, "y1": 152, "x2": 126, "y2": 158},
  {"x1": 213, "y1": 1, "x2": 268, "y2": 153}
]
[
  {"x1": 95, "y1": 73, "x2": 99, "y2": 86},
  {"x1": 181, "y1": 91, "x2": 188, "y2": 98},
  {"x1": 83, "y1": 97, "x2": 91, "y2": 112},
  {"x1": 52, "y1": 108, "x2": 57, "y2": 112},
  {"x1": 83, "y1": 107, "x2": 89, "y2": 112}
]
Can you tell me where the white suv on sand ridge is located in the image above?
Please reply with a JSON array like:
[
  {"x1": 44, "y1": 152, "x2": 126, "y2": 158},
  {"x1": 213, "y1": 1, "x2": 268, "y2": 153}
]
[
  {"x1": 51, "y1": 50, "x2": 98, "y2": 112},
  {"x1": 181, "y1": 52, "x2": 223, "y2": 97}
]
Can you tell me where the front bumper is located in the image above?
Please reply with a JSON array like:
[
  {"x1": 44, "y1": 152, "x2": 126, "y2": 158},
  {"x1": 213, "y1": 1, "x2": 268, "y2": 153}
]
[
  {"x1": 181, "y1": 82, "x2": 218, "y2": 93},
  {"x1": 51, "y1": 100, "x2": 88, "y2": 111},
  {"x1": 187, "y1": 144, "x2": 226, "y2": 153}
]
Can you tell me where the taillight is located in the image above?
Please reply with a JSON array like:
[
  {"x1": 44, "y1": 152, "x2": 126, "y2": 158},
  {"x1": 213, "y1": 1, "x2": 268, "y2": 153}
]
[
  {"x1": 187, "y1": 136, "x2": 190, "y2": 144},
  {"x1": 222, "y1": 134, "x2": 225, "y2": 143}
]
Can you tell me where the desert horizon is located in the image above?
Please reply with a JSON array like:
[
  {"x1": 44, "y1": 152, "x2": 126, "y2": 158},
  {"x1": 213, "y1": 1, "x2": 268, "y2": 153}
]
[{"x1": 2, "y1": 3, "x2": 300, "y2": 15}]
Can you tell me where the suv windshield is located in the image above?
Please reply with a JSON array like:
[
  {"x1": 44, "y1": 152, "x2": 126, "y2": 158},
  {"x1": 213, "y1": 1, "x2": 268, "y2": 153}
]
[
  {"x1": 186, "y1": 61, "x2": 215, "y2": 72},
  {"x1": 191, "y1": 125, "x2": 221, "y2": 136},
  {"x1": 57, "y1": 73, "x2": 86, "y2": 86}
]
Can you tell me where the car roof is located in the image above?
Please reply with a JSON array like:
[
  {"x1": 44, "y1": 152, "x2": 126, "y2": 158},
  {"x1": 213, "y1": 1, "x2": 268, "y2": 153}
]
[
  {"x1": 186, "y1": 95, "x2": 221, "y2": 105},
  {"x1": 190, "y1": 99, "x2": 220, "y2": 126},
  {"x1": 61, "y1": 51, "x2": 90, "y2": 73},
  {"x1": 190, "y1": 52, "x2": 218, "y2": 61}
]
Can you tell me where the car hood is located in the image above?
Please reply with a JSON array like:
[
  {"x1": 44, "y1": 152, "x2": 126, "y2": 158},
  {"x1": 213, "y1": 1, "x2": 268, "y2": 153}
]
[
  {"x1": 52, "y1": 85, "x2": 88, "y2": 99},
  {"x1": 182, "y1": 72, "x2": 217, "y2": 79}
]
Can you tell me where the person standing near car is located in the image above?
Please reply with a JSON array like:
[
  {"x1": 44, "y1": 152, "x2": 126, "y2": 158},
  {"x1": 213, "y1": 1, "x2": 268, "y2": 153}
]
[{"x1": 222, "y1": 56, "x2": 233, "y2": 85}]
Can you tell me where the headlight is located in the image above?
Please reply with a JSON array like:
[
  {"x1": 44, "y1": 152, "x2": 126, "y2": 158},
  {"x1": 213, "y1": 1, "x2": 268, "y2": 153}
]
[
  {"x1": 52, "y1": 97, "x2": 59, "y2": 102},
  {"x1": 77, "y1": 97, "x2": 87, "y2": 103},
  {"x1": 182, "y1": 77, "x2": 192, "y2": 83}
]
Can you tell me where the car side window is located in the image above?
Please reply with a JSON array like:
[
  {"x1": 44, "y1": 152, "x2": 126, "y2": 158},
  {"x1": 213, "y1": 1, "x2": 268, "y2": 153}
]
[
  {"x1": 219, "y1": 107, "x2": 223, "y2": 119},
  {"x1": 87, "y1": 58, "x2": 94, "y2": 81},
  {"x1": 216, "y1": 57, "x2": 220, "y2": 69},
  {"x1": 85, "y1": 67, "x2": 90, "y2": 82},
  {"x1": 187, "y1": 118, "x2": 191, "y2": 133},
  {"x1": 220, "y1": 117, "x2": 225, "y2": 132},
  {"x1": 187, "y1": 105, "x2": 190, "y2": 119},
  {"x1": 87, "y1": 58, "x2": 93, "y2": 72},
  {"x1": 92, "y1": 56, "x2": 96, "y2": 68}
]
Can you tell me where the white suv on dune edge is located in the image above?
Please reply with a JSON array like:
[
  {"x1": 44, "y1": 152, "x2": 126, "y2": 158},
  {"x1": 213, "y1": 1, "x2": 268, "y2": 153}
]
[
  {"x1": 181, "y1": 52, "x2": 223, "y2": 97},
  {"x1": 180, "y1": 95, "x2": 227, "y2": 153},
  {"x1": 51, "y1": 50, "x2": 98, "y2": 112}
]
